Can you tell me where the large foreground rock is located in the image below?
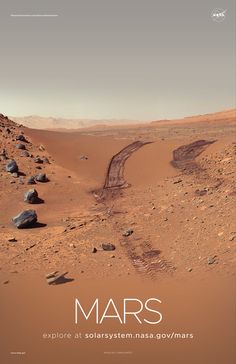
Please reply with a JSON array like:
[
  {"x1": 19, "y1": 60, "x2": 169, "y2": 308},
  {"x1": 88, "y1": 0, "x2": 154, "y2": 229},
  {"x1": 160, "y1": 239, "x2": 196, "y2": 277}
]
[
  {"x1": 12, "y1": 210, "x2": 37, "y2": 228},
  {"x1": 5, "y1": 160, "x2": 18, "y2": 173}
]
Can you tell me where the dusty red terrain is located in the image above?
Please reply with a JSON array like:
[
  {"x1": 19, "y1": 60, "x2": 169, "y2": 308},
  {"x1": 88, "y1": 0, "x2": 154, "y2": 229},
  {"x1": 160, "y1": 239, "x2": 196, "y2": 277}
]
[
  {"x1": 0, "y1": 110, "x2": 236, "y2": 281},
  {"x1": 1, "y1": 110, "x2": 236, "y2": 364}
]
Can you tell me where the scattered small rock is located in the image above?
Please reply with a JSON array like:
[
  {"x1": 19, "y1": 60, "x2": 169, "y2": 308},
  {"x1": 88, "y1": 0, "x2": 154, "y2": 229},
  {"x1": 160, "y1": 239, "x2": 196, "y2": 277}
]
[
  {"x1": 27, "y1": 176, "x2": 36, "y2": 185},
  {"x1": 102, "y1": 243, "x2": 116, "y2": 251},
  {"x1": 8, "y1": 237, "x2": 17, "y2": 242},
  {"x1": 16, "y1": 134, "x2": 27, "y2": 142},
  {"x1": 122, "y1": 229, "x2": 134, "y2": 237},
  {"x1": 34, "y1": 157, "x2": 43, "y2": 164},
  {"x1": 229, "y1": 233, "x2": 236, "y2": 242},
  {"x1": 195, "y1": 188, "x2": 208, "y2": 196},
  {"x1": 207, "y1": 256, "x2": 217, "y2": 265},
  {"x1": 25, "y1": 243, "x2": 36, "y2": 251},
  {"x1": 173, "y1": 178, "x2": 182, "y2": 184},
  {"x1": 16, "y1": 143, "x2": 26, "y2": 150},
  {"x1": 43, "y1": 157, "x2": 50, "y2": 164},
  {"x1": 46, "y1": 271, "x2": 58, "y2": 279},
  {"x1": 80, "y1": 155, "x2": 88, "y2": 160},
  {"x1": 21, "y1": 150, "x2": 30, "y2": 157},
  {"x1": 35, "y1": 173, "x2": 48, "y2": 182},
  {"x1": 46, "y1": 271, "x2": 72, "y2": 285}
]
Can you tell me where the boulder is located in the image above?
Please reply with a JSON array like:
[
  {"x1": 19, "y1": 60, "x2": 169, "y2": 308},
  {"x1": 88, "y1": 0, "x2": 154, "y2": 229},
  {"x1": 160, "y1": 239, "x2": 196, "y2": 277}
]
[
  {"x1": 34, "y1": 157, "x2": 43, "y2": 164},
  {"x1": 24, "y1": 189, "x2": 39, "y2": 204},
  {"x1": 5, "y1": 160, "x2": 18, "y2": 173},
  {"x1": 16, "y1": 143, "x2": 26, "y2": 150},
  {"x1": 12, "y1": 210, "x2": 37, "y2": 229},
  {"x1": 16, "y1": 134, "x2": 27, "y2": 142},
  {"x1": 35, "y1": 173, "x2": 48, "y2": 182},
  {"x1": 27, "y1": 176, "x2": 36, "y2": 185}
]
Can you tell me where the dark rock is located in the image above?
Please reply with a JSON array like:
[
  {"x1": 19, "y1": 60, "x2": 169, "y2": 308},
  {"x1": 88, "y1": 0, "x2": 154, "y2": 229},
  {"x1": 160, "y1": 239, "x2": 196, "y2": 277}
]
[
  {"x1": 16, "y1": 134, "x2": 27, "y2": 142},
  {"x1": 8, "y1": 237, "x2": 17, "y2": 242},
  {"x1": 195, "y1": 188, "x2": 208, "y2": 196},
  {"x1": 34, "y1": 157, "x2": 43, "y2": 164},
  {"x1": 16, "y1": 143, "x2": 26, "y2": 150},
  {"x1": 43, "y1": 157, "x2": 50, "y2": 164},
  {"x1": 12, "y1": 210, "x2": 37, "y2": 228},
  {"x1": 92, "y1": 247, "x2": 97, "y2": 253},
  {"x1": 27, "y1": 176, "x2": 36, "y2": 185},
  {"x1": 46, "y1": 272, "x2": 73, "y2": 285},
  {"x1": 36, "y1": 166, "x2": 42, "y2": 169},
  {"x1": 24, "y1": 189, "x2": 39, "y2": 204},
  {"x1": 173, "y1": 178, "x2": 182, "y2": 184},
  {"x1": 122, "y1": 229, "x2": 134, "y2": 237},
  {"x1": 35, "y1": 173, "x2": 48, "y2": 182},
  {"x1": 5, "y1": 160, "x2": 18, "y2": 173},
  {"x1": 102, "y1": 243, "x2": 116, "y2": 251}
]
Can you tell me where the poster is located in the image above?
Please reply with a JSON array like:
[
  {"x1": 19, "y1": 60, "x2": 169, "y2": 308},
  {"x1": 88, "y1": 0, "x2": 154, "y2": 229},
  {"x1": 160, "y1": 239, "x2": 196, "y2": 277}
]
[{"x1": 0, "y1": 1, "x2": 235, "y2": 363}]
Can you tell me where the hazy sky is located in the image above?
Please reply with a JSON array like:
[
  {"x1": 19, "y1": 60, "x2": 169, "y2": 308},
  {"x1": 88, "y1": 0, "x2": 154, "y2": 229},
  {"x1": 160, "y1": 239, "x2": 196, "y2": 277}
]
[{"x1": 0, "y1": 0, "x2": 235, "y2": 120}]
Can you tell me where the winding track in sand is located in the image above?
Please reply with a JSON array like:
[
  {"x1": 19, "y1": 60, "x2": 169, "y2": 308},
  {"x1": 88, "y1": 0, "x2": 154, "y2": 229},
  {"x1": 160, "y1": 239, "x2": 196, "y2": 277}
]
[
  {"x1": 95, "y1": 140, "x2": 152, "y2": 201},
  {"x1": 103, "y1": 140, "x2": 152, "y2": 189},
  {"x1": 171, "y1": 139, "x2": 216, "y2": 172}
]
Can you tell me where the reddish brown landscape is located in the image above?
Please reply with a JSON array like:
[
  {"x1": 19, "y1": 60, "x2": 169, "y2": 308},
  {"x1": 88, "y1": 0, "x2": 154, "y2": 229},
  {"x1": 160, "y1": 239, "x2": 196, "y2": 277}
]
[{"x1": 0, "y1": 109, "x2": 236, "y2": 281}]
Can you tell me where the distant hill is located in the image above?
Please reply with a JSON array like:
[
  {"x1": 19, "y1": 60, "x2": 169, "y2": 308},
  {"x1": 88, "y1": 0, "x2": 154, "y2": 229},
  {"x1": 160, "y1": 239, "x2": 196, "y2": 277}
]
[
  {"x1": 11, "y1": 116, "x2": 142, "y2": 130},
  {"x1": 151, "y1": 109, "x2": 236, "y2": 125},
  {"x1": 11, "y1": 109, "x2": 236, "y2": 130}
]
